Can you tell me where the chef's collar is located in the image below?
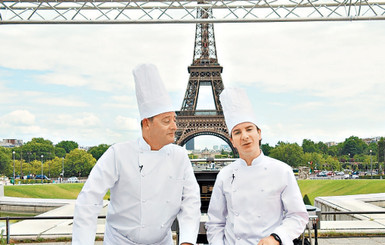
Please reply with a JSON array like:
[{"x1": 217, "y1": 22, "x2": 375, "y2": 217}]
[
  {"x1": 138, "y1": 137, "x2": 171, "y2": 154},
  {"x1": 239, "y1": 150, "x2": 264, "y2": 166}
]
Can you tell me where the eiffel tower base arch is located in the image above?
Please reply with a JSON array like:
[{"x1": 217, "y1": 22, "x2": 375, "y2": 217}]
[{"x1": 175, "y1": 113, "x2": 237, "y2": 154}]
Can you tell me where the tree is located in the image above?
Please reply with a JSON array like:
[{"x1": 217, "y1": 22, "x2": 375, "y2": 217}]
[
  {"x1": 378, "y1": 138, "x2": 385, "y2": 163},
  {"x1": 302, "y1": 139, "x2": 317, "y2": 153},
  {"x1": 56, "y1": 140, "x2": 79, "y2": 154},
  {"x1": 317, "y1": 141, "x2": 328, "y2": 154},
  {"x1": 65, "y1": 149, "x2": 96, "y2": 177},
  {"x1": 261, "y1": 143, "x2": 273, "y2": 156},
  {"x1": 269, "y1": 142, "x2": 304, "y2": 167},
  {"x1": 327, "y1": 145, "x2": 339, "y2": 156},
  {"x1": 341, "y1": 136, "x2": 367, "y2": 157},
  {"x1": 0, "y1": 148, "x2": 12, "y2": 176},
  {"x1": 54, "y1": 147, "x2": 66, "y2": 158},
  {"x1": 20, "y1": 138, "x2": 55, "y2": 162},
  {"x1": 88, "y1": 144, "x2": 110, "y2": 160}
]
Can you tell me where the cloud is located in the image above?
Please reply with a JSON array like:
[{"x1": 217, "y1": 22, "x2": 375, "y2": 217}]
[
  {"x1": 0, "y1": 25, "x2": 192, "y2": 93},
  {"x1": 0, "y1": 110, "x2": 45, "y2": 140},
  {"x1": 115, "y1": 116, "x2": 140, "y2": 131},
  {"x1": 1, "y1": 22, "x2": 384, "y2": 148},
  {"x1": 35, "y1": 97, "x2": 89, "y2": 107},
  {"x1": 51, "y1": 113, "x2": 101, "y2": 127},
  {"x1": 1, "y1": 110, "x2": 36, "y2": 126},
  {"x1": 217, "y1": 22, "x2": 385, "y2": 101},
  {"x1": 37, "y1": 72, "x2": 89, "y2": 87},
  {"x1": 102, "y1": 95, "x2": 138, "y2": 109}
]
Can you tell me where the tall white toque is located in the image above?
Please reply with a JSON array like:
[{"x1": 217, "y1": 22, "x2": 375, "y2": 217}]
[
  {"x1": 133, "y1": 64, "x2": 174, "y2": 121},
  {"x1": 220, "y1": 87, "x2": 258, "y2": 134}
]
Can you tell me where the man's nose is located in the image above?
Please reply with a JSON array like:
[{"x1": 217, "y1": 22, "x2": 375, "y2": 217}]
[
  {"x1": 241, "y1": 131, "x2": 249, "y2": 139},
  {"x1": 170, "y1": 120, "x2": 177, "y2": 130}
]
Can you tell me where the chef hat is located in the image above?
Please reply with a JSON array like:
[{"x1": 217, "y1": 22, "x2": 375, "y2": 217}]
[
  {"x1": 133, "y1": 64, "x2": 173, "y2": 120},
  {"x1": 220, "y1": 87, "x2": 258, "y2": 134}
]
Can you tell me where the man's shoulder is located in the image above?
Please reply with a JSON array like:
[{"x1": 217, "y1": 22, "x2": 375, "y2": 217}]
[
  {"x1": 110, "y1": 140, "x2": 138, "y2": 151},
  {"x1": 164, "y1": 143, "x2": 187, "y2": 154},
  {"x1": 264, "y1": 155, "x2": 293, "y2": 172},
  {"x1": 217, "y1": 160, "x2": 240, "y2": 177}
]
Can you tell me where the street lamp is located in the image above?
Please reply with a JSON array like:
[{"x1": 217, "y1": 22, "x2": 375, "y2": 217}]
[
  {"x1": 62, "y1": 157, "x2": 64, "y2": 179},
  {"x1": 370, "y1": 150, "x2": 373, "y2": 179},
  {"x1": 41, "y1": 155, "x2": 44, "y2": 184},
  {"x1": 12, "y1": 151, "x2": 15, "y2": 183},
  {"x1": 347, "y1": 153, "x2": 351, "y2": 172},
  {"x1": 27, "y1": 152, "x2": 31, "y2": 175},
  {"x1": 20, "y1": 150, "x2": 23, "y2": 178}
]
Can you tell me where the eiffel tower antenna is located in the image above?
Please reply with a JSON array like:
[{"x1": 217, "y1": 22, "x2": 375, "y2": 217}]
[{"x1": 175, "y1": 1, "x2": 234, "y2": 153}]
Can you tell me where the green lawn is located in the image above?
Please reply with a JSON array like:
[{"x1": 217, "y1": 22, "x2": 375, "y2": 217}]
[
  {"x1": 298, "y1": 179, "x2": 385, "y2": 205},
  {"x1": 4, "y1": 180, "x2": 385, "y2": 205},
  {"x1": 4, "y1": 183, "x2": 110, "y2": 200}
]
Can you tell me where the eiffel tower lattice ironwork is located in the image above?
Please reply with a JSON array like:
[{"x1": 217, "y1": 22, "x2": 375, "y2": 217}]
[{"x1": 175, "y1": 4, "x2": 235, "y2": 153}]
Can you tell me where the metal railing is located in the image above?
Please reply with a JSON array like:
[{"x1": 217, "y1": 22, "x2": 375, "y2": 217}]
[
  {"x1": 0, "y1": 215, "x2": 106, "y2": 244},
  {"x1": 2, "y1": 210, "x2": 385, "y2": 244}
]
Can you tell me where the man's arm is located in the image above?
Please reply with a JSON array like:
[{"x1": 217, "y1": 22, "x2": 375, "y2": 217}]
[
  {"x1": 270, "y1": 170, "x2": 309, "y2": 245},
  {"x1": 177, "y1": 154, "x2": 201, "y2": 245},
  {"x1": 205, "y1": 174, "x2": 227, "y2": 245},
  {"x1": 72, "y1": 147, "x2": 118, "y2": 245}
]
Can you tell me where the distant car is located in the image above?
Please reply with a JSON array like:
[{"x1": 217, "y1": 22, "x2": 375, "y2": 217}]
[
  {"x1": 35, "y1": 175, "x2": 50, "y2": 180},
  {"x1": 352, "y1": 175, "x2": 359, "y2": 179},
  {"x1": 67, "y1": 177, "x2": 79, "y2": 183},
  {"x1": 317, "y1": 172, "x2": 327, "y2": 177}
]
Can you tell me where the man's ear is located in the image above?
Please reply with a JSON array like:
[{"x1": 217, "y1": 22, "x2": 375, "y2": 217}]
[{"x1": 142, "y1": 118, "x2": 150, "y2": 128}]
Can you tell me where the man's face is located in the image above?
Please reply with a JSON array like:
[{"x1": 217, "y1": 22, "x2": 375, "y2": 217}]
[
  {"x1": 146, "y1": 111, "x2": 177, "y2": 149},
  {"x1": 230, "y1": 122, "x2": 261, "y2": 155}
]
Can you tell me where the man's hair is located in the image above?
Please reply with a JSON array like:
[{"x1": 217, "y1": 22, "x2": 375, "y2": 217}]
[
  {"x1": 140, "y1": 116, "x2": 154, "y2": 129},
  {"x1": 230, "y1": 124, "x2": 262, "y2": 146}
]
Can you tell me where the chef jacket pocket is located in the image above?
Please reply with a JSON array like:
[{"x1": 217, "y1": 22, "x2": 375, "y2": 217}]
[
  {"x1": 258, "y1": 193, "x2": 282, "y2": 225},
  {"x1": 165, "y1": 177, "x2": 185, "y2": 216}
]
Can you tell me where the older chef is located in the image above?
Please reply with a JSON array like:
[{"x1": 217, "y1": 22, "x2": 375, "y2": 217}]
[
  {"x1": 206, "y1": 88, "x2": 308, "y2": 245},
  {"x1": 72, "y1": 64, "x2": 201, "y2": 245}
]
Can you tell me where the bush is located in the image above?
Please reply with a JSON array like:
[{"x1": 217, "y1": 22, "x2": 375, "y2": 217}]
[
  {"x1": 18, "y1": 179, "x2": 52, "y2": 184},
  {"x1": 359, "y1": 175, "x2": 384, "y2": 179}
]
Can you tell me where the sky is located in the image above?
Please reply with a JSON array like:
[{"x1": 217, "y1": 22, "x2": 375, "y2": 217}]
[{"x1": 0, "y1": 21, "x2": 385, "y2": 150}]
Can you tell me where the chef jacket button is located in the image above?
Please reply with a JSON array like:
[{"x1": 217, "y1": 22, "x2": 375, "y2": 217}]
[
  {"x1": 234, "y1": 212, "x2": 239, "y2": 216},
  {"x1": 142, "y1": 225, "x2": 145, "y2": 228},
  {"x1": 161, "y1": 224, "x2": 164, "y2": 228},
  {"x1": 237, "y1": 237, "x2": 241, "y2": 240},
  {"x1": 142, "y1": 200, "x2": 146, "y2": 203},
  {"x1": 261, "y1": 189, "x2": 264, "y2": 192},
  {"x1": 264, "y1": 167, "x2": 267, "y2": 170}
]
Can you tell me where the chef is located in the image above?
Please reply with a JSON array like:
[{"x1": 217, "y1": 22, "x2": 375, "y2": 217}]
[
  {"x1": 206, "y1": 88, "x2": 308, "y2": 245},
  {"x1": 72, "y1": 64, "x2": 201, "y2": 245}
]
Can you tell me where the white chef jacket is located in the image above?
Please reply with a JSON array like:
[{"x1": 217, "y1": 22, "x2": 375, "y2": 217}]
[
  {"x1": 72, "y1": 137, "x2": 201, "y2": 245},
  {"x1": 206, "y1": 152, "x2": 308, "y2": 245}
]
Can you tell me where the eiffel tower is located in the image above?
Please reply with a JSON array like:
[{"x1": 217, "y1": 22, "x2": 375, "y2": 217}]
[{"x1": 175, "y1": 3, "x2": 235, "y2": 153}]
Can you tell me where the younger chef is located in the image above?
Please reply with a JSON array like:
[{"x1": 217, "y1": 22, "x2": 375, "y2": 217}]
[{"x1": 206, "y1": 87, "x2": 308, "y2": 245}]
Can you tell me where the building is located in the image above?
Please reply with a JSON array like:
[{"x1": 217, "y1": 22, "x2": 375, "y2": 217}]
[
  {"x1": 186, "y1": 138, "x2": 195, "y2": 150},
  {"x1": 0, "y1": 139, "x2": 23, "y2": 148}
]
